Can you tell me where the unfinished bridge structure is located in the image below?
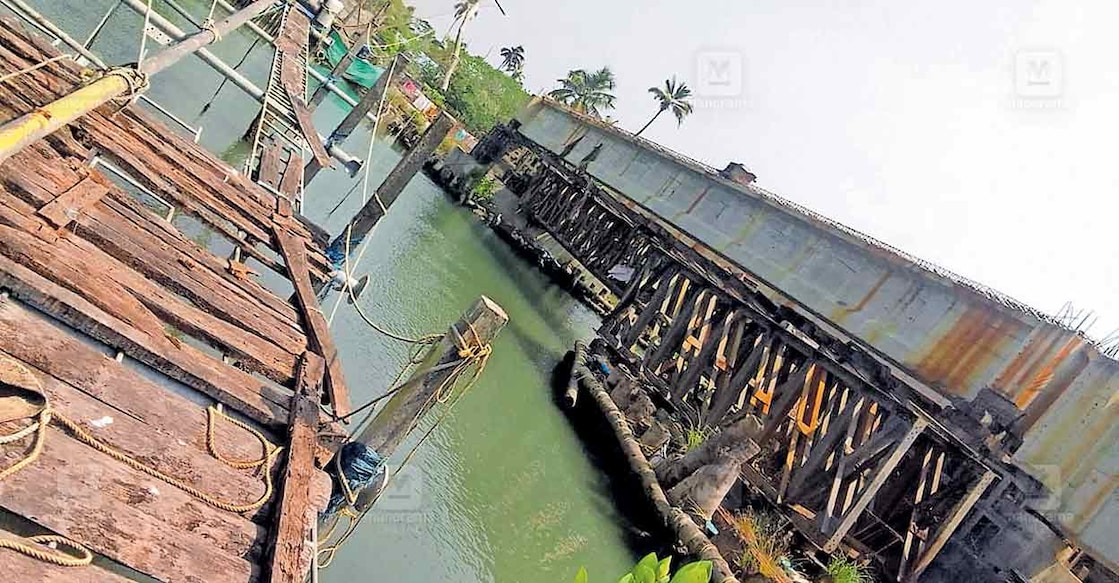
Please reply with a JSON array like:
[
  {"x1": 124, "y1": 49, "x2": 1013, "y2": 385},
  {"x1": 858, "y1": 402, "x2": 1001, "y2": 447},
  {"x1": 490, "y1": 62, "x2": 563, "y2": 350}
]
[{"x1": 471, "y1": 99, "x2": 1117, "y2": 582}]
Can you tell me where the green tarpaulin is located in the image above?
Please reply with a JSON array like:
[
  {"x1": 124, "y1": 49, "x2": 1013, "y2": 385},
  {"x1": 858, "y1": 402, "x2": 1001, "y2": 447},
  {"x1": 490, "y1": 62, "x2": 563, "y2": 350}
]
[{"x1": 324, "y1": 30, "x2": 384, "y2": 89}]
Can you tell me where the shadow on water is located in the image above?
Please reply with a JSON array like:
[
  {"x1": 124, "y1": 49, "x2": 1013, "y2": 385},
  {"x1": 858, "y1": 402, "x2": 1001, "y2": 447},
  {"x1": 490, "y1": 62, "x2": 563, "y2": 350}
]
[{"x1": 545, "y1": 354, "x2": 676, "y2": 564}]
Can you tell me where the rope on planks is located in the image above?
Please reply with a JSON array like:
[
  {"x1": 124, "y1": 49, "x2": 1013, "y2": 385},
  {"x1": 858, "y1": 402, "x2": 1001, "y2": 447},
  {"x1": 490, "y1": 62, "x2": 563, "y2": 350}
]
[
  {"x1": 316, "y1": 322, "x2": 493, "y2": 568},
  {"x1": 0, "y1": 358, "x2": 284, "y2": 566},
  {"x1": 0, "y1": 54, "x2": 72, "y2": 85}
]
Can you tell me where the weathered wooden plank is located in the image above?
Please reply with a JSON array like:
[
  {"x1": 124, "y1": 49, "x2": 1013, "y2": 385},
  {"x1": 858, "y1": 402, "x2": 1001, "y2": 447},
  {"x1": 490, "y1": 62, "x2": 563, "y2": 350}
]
[
  {"x1": 279, "y1": 155, "x2": 304, "y2": 199},
  {"x1": 822, "y1": 418, "x2": 928, "y2": 551},
  {"x1": 0, "y1": 198, "x2": 301, "y2": 385},
  {"x1": 0, "y1": 348, "x2": 277, "y2": 522},
  {"x1": 2, "y1": 163, "x2": 307, "y2": 350},
  {"x1": 35, "y1": 173, "x2": 110, "y2": 229},
  {"x1": 0, "y1": 299, "x2": 277, "y2": 462},
  {"x1": 258, "y1": 144, "x2": 283, "y2": 189},
  {"x1": 0, "y1": 432, "x2": 258, "y2": 583},
  {"x1": 0, "y1": 249, "x2": 290, "y2": 426},
  {"x1": 288, "y1": 92, "x2": 332, "y2": 168},
  {"x1": 96, "y1": 191, "x2": 305, "y2": 333},
  {"x1": 273, "y1": 221, "x2": 351, "y2": 417},
  {"x1": 0, "y1": 30, "x2": 332, "y2": 281},
  {"x1": 266, "y1": 353, "x2": 324, "y2": 583}
]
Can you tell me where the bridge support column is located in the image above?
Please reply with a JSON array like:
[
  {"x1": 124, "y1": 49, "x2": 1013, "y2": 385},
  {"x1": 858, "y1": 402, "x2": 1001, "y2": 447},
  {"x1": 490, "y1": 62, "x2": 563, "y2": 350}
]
[
  {"x1": 327, "y1": 112, "x2": 455, "y2": 265},
  {"x1": 306, "y1": 53, "x2": 404, "y2": 184}
]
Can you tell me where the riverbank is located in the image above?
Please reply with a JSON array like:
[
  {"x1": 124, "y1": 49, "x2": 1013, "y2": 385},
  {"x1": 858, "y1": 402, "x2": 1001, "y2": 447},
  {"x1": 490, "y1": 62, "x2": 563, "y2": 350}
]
[{"x1": 423, "y1": 157, "x2": 616, "y2": 317}]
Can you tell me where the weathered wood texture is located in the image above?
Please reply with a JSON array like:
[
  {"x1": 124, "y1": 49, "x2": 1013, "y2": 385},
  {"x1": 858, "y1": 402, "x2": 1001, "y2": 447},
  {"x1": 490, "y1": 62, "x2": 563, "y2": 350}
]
[
  {"x1": 0, "y1": 17, "x2": 331, "y2": 281},
  {"x1": 265, "y1": 353, "x2": 324, "y2": 583},
  {"x1": 0, "y1": 301, "x2": 280, "y2": 519},
  {"x1": 0, "y1": 18, "x2": 342, "y2": 582},
  {"x1": 5, "y1": 550, "x2": 134, "y2": 583},
  {"x1": 0, "y1": 346, "x2": 263, "y2": 582},
  {"x1": 273, "y1": 220, "x2": 351, "y2": 416}
]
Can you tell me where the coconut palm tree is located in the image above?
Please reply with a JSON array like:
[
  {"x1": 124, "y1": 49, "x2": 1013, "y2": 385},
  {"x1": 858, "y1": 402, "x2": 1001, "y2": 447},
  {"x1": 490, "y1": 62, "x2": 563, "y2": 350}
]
[
  {"x1": 635, "y1": 76, "x2": 694, "y2": 136},
  {"x1": 547, "y1": 67, "x2": 617, "y2": 118},
  {"x1": 439, "y1": 0, "x2": 480, "y2": 91},
  {"x1": 499, "y1": 45, "x2": 524, "y2": 75}
]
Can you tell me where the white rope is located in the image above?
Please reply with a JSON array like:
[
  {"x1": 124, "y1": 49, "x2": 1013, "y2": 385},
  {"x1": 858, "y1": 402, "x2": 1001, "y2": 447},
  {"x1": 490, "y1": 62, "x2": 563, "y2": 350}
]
[
  {"x1": 326, "y1": 55, "x2": 401, "y2": 326},
  {"x1": 0, "y1": 54, "x2": 72, "y2": 85},
  {"x1": 136, "y1": 0, "x2": 155, "y2": 67}
]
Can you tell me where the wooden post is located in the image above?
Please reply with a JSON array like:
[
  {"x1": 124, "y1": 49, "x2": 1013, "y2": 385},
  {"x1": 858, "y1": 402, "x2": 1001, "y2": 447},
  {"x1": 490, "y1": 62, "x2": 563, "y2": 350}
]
[
  {"x1": 305, "y1": 54, "x2": 404, "y2": 183},
  {"x1": 351, "y1": 296, "x2": 507, "y2": 509},
  {"x1": 327, "y1": 112, "x2": 455, "y2": 258},
  {"x1": 905, "y1": 470, "x2": 997, "y2": 581},
  {"x1": 822, "y1": 417, "x2": 928, "y2": 552}
]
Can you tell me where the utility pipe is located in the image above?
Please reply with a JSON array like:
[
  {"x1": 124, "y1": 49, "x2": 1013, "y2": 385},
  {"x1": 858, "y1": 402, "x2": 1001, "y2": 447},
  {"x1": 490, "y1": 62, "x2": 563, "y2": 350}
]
[
  {"x1": 126, "y1": 0, "x2": 379, "y2": 127},
  {"x1": 0, "y1": 0, "x2": 275, "y2": 163},
  {"x1": 118, "y1": 0, "x2": 265, "y2": 103}
]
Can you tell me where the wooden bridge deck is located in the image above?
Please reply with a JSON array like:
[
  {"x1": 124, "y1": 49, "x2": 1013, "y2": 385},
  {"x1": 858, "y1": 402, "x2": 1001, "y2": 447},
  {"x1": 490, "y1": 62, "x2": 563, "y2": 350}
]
[{"x1": 0, "y1": 15, "x2": 346, "y2": 582}]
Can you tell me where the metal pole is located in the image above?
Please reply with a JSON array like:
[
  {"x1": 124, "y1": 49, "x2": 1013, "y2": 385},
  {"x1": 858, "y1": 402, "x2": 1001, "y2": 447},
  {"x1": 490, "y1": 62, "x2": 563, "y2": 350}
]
[
  {"x1": 118, "y1": 0, "x2": 265, "y2": 99},
  {"x1": 0, "y1": 0, "x2": 275, "y2": 163},
  {"x1": 0, "y1": 0, "x2": 107, "y2": 67},
  {"x1": 310, "y1": 24, "x2": 368, "y2": 106},
  {"x1": 213, "y1": 0, "x2": 276, "y2": 44}
]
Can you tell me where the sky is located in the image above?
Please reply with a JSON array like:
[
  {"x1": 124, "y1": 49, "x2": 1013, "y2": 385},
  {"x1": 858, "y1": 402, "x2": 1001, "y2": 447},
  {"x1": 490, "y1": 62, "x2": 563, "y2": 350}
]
[{"x1": 410, "y1": 0, "x2": 1117, "y2": 340}]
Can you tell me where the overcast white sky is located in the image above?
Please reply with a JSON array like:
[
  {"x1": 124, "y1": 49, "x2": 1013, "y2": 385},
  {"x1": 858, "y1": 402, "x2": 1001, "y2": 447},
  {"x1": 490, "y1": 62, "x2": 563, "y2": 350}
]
[{"x1": 411, "y1": 0, "x2": 1117, "y2": 338}]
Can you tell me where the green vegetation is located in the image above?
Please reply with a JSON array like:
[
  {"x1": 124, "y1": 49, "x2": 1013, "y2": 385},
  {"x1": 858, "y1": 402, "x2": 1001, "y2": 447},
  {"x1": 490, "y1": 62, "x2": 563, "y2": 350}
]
[
  {"x1": 685, "y1": 426, "x2": 711, "y2": 451},
  {"x1": 417, "y1": 51, "x2": 529, "y2": 135},
  {"x1": 470, "y1": 174, "x2": 498, "y2": 201},
  {"x1": 439, "y1": 0, "x2": 481, "y2": 90},
  {"x1": 826, "y1": 556, "x2": 874, "y2": 583},
  {"x1": 339, "y1": 0, "x2": 530, "y2": 136},
  {"x1": 636, "y1": 76, "x2": 694, "y2": 136},
  {"x1": 548, "y1": 68, "x2": 618, "y2": 118},
  {"x1": 732, "y1": 510, "x2": 790, "y2": 581},
  {"x1": 575, "y1": 553, "x2": 713, "y2": 583}
]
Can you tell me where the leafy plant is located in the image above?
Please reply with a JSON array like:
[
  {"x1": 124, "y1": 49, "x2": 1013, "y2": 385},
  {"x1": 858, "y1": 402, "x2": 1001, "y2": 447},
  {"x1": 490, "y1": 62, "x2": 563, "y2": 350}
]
[
  {"x1": 685, "y1": 426, "x2": 711, "y2": 452},
  {"x1": 574, "y1": 553, "x2": 712, "y2": 583},
  {"x1": 470, "y1": 175, "x2": 499, "y2": 201},
  {"x1": 636, "y1": 76, "x2": 694, "y2": 136},
  {"x1": 548, "y1": 67, "x2": 617, "y2": 118},
  {"x1": 826, "y1": 556, "x2": 874, "y2": 583}
]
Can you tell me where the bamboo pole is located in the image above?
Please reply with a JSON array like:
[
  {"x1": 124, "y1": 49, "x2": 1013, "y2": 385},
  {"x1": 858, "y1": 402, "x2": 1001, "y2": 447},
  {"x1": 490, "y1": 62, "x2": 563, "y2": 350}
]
[
  {"x1": 0, "y1": 0, "x2": 275, "y2": 164},
  {"x1": 570, "y1": 345, "x2": 740, "y2": 583}
]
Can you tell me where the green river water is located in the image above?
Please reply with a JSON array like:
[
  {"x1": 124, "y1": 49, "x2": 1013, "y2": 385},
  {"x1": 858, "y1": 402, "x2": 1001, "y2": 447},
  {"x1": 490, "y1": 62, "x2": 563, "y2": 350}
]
[{"x1": 12, "y1": 1, "x2": 639, "y2": 580}]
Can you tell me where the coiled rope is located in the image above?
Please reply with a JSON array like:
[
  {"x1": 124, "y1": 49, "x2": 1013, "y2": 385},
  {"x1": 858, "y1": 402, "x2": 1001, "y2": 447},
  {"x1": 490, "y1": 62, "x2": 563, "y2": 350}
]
[
  {"x1": 0, "y1": 360, "x2": 283, "y2": 566},
  {"x1": 0, "y1": 535, "x2": 92, "y2": 567}
]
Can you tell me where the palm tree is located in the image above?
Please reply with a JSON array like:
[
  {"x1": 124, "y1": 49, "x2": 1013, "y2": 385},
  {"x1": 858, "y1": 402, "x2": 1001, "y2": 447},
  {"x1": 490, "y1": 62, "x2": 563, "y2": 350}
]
[
  {"x1": 499, "y1": 45, "x2": 524, "y2": 75},
  {"x1": 635, "y1": 76, "x2": 694, "y2": 136},
  {"x1": 438, "y1": 0, "x2": 507, "y2": 91},
  {"x1": 547, "y1": 67, "x2": 617, "y2": 118},
  {"x1": 440, "y1": 0, "x2": 480, "y2": 91}
]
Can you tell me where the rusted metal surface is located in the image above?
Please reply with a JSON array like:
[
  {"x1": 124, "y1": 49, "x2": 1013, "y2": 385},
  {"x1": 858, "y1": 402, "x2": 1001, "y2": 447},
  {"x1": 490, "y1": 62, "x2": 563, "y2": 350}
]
[
  {"x1": 0, "y1": 18, "x2": 343, "y2": 581},
  {"x1": 514, "y1": 98, "x2": 1109, "y2": 413},
  {"x1": 501, "y1": 120, "x2": 1118, "y2": 577},
  {"x1": 1013, "y1": 355, "x2": 1119, "y2": 571}
]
